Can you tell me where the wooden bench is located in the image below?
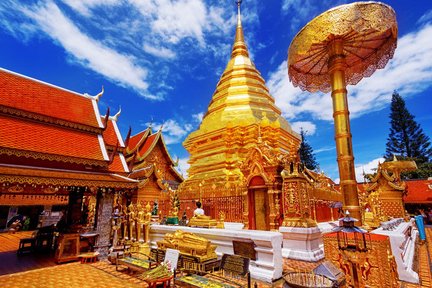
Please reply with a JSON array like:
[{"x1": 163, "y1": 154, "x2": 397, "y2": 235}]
[{"x1": 79, "y1": 252, "x2": 99, "y2": 263}]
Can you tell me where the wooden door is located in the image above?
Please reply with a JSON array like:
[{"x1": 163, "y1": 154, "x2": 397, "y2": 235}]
[{"x1": 254, "y1": 189, "x2": 268, "y2": 230}]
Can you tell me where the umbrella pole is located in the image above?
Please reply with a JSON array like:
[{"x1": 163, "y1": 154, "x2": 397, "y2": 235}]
[{"x1": 328, "y1": 38, "x2": 362, "y2": 225}]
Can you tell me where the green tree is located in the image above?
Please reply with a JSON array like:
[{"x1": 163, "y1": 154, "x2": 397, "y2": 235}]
[
  {"x1": 385, "y1": 91, "x2": 432, "y2": 179},
  {"x1": 385, "y1": 91, "x2": 432, "y2": 162},
  {"x1": 298, "y1": 128, "x2": 318, "y2": 170}
]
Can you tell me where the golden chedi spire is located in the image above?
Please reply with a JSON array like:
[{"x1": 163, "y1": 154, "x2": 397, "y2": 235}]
[
  {"x1": 181, "y1": 0, "x2": 300, "y2": 194},
  {"x1": 232, "y1": 0, "x2": 248, "y2": 58}
]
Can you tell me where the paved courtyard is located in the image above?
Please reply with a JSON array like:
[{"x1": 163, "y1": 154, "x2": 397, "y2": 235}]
[{"x1": 0, "y1": 229, "x2": 431, "y2": 287}]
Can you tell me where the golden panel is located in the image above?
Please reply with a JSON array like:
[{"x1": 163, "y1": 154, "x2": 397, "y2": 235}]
[{"x1": 323, "y1": 233, "x2": 399, "y2": 288}]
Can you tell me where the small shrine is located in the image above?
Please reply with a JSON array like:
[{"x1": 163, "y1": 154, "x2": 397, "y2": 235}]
[{"x1": 125, "y1": 127, "x2": 183, "y2": 216}]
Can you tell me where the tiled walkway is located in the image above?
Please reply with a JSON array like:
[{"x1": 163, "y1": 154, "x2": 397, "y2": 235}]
[
  {"x1": 0, "y1": 228, "x2": 431, "y2": 287},
  {"x1": 0, "y1": 262, "x2": 142, "y2": 288},
  {"x1": 403, "y1": 228, "x2": 432, "y2": 288}
]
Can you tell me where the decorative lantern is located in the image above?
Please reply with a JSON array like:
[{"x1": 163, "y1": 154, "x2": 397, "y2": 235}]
[{"x1": 335, "y1": 211, "x2": 371, "y2": 252}]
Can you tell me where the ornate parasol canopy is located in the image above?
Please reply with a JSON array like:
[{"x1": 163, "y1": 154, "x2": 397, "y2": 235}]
[
  {"x1": 288, "y1": 1, "x2": 398, "y2": 93},
  {"x1": 287, "y1": 2, "x2": 398, "y2": 225}
]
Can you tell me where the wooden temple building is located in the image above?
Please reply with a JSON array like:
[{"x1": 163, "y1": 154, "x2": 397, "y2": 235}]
[
  {"x1": 125, "y1": 127, "x2": 183, "y2": 214},
  {"x1": 0, "y1": 67, "x2": 138, "y2": 252},
  {"x1": 177, "y1": 4, "x2": 342, "y2": 230}
]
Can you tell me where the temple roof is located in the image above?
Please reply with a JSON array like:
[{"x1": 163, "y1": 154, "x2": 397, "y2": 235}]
[
  {"x1": 108, "y1": 152, "x2": 129, "y2": 173},
  {"x1": 0, "y1": 67, "x2": 136, "y2": 188},
  {"x1": 0, "y1": 68, "x2": 103, "y2": 130},
  {"x1": 101, "y1": 116, "x2": 126, "y2": 148},
  {"x1": 126, "y1": 128, "x2": 183, "y2": 182},
  {"x1": 137, "y1": 132, "x2": 160, "y2": 161},
  {"x1": 403, "y1": 179, "x2": 432, "y2": 203},
  {"x1": 126, "y1": 128, "x2": 152, "y2": 154},
  {"x1": 0, "y1": 114, "x2": 107, "y2": 165}
]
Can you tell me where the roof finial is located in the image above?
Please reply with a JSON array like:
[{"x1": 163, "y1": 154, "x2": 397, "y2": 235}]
[
  {"x1": 94, "y1": 86, "x2": 104, "y2": 102},
  {"x1": 236, "y1": 0, "x2": 242, "y2": 27},
  {"x1": 112, "y1": 106, "x2": 121, "y2": 121}
]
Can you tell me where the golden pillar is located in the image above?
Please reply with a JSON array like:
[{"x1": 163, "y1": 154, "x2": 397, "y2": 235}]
[{"x1": 328, "y1": 38, "x2": 361, "y2": 222}]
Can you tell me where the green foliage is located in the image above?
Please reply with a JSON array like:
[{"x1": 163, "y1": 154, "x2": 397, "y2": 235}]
[
  {"x1": 385, "y1": 91, "x2": 432, "y2": 163},
  {"x1": 401, "y1": 159, "x2": 432, "y2": 180},
  {"x1": 298, "y1": 128, "x2": 318, "y2": 171},
  {"x1": 385, "y1": 92, "x2": 432, "y2": 179}
]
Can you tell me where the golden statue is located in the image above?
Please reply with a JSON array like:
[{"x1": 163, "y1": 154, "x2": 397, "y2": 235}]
[
  {"x1": 144, "y1": 202, "x2": 152, "y2": 243},
  {"x1": 128, "y1": 203, "x2": 136, "y2": 241},
  {"x1": 157, "y1": 230, "x2": 217, "y2": 262}
]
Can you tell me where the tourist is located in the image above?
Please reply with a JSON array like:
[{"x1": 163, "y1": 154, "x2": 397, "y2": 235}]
[{"x1": 194, "y1": 201, "x2": 205, "y2": 216}]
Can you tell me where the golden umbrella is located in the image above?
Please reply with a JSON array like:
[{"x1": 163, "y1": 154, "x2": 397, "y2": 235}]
[{"x1": 288, "y1": 2, "x2": 398, "y2": 224}]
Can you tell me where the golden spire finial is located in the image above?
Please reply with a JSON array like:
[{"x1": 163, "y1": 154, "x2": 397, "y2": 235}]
[
  {"x1": 231, "y1": 0, "x2": 248, "y2": 58},
  {"x1": 236, "y1": 0, "x2": 242, "y2": 27}
]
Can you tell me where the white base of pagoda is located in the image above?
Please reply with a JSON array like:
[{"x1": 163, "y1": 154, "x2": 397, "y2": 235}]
[
  {"x1": 149, "y1": 224, "x2": 283, "y2": 283},
  {"x1": 279, "y1": 226, "x2": 324, "y2": 262},
  {"x1": 371, "y1": 219, "x2": 419, "y2": 284}
]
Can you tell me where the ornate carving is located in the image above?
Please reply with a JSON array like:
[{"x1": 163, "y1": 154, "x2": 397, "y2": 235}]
[
  {"x1": 0, "y1": 147, "x2": 106, "y2": 167},
  {"x1": 157, "y1": 230, "x2": 217, "y2": 262}
]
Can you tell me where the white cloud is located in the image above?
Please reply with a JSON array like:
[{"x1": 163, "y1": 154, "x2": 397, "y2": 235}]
[
  {"x1": 315, "y1": 146, "x2": 335, "y2": 154},
  {"x1": 130, "y1": 0, "x2": 233, "y2": 47},
  {"x1": 61, "y1": 0, "x2": 120, "y2": 17},
  {"x1": 354, "y1": 157, "x2": 384, "y2": 182},
  {"x1": 175, "y1": 157, "x2": 190, "y2": 178},
  {"x1": 20, "y1": 1, "x2": 158, "y2": 99},
  {"x1": 268, "y1": 24, "x2": 432, "y2": 122},
  {"x1": 418, "y1": 9, "x2": 432, "y2": 24},
  {"x1": 151, "y1": 119, "x2": 194, "y2": 145},
  {"x1": 192, "y1": 112, "x2": 204, "y2": 123},
  {"x1": 0, "y1": 0, "x2": 243, "y2": 100},
  {"x1": 291, "y1": 121, "x2": 316, "y2": 135},
  {"x1": 143, "y1": 44, "x2": 176, "y2": 59}
]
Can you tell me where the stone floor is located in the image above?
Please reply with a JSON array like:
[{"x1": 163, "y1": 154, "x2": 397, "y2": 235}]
[{"x1": 0, "y1": 229, "x2": 431, "y2": 287}]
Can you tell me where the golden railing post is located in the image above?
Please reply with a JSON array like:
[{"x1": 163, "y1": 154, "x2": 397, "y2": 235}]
[{"x1": 328, "y1": 38, "x2": 362, "y2": 225}]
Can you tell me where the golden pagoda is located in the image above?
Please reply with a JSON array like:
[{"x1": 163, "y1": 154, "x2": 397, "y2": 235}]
[{"x1": 179, "y1": 1, "x2": 300, "y2": 230}]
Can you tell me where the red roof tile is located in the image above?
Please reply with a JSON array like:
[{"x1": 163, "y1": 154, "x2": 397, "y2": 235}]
[
  {"x1": 404, "y1": 179, "x2": 432, "y2": 203},
  {"x1": 0, "y1": 69, "x2": 101, "y2": 128},
  {"x1": 139, "y1": 132, "x2": 159, "y2": 157},
  {"x1": 102, "y1": 118, "x2": 124, "y2": 148},
  {"x1": 0, "y1": 115, "x2": 105, "y2": 161},
  {"x1": 108, "y1": 153, "x2": 128, "y2": 173},
  {"x1": 127, "y1": 129, "x2": 150, "y2": 152}
]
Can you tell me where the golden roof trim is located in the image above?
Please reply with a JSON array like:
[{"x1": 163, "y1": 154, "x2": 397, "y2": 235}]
[{"x1": 0, "y1": 147, "x2": 107, "y2": 167}]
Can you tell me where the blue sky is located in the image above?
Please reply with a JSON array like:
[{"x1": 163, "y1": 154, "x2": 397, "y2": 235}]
[{"x1": 0, "y1": 0, "x2": 431, "y2": 181}]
